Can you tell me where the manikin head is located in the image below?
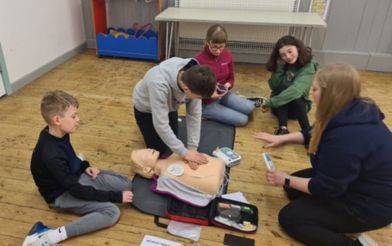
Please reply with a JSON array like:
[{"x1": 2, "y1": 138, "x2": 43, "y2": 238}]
[{"x1": 131, "y1": 149, "x2": 160, "y2": 178}]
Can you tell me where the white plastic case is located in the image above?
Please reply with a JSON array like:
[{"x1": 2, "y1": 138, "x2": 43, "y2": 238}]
[{"x1": 213, "y1": 147, "x2": 241, "y2": 167}]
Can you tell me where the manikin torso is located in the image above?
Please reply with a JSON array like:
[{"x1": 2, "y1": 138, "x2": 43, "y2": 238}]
[{"x1": 131, "y1": 149, "x2": 225, "y2": 195}]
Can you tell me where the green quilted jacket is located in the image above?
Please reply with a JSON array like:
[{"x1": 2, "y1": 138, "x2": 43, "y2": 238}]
[{"x1": 267, "y1": 60, "x2": 318, "y2": 111}]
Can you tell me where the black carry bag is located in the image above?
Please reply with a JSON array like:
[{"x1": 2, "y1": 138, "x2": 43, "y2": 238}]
[
  {"x1": 165, "y1": 196, "x2": 211, "y2": 225},
  {"x1": 165, "y1": 196, "x2": 258, "y2": 233}
]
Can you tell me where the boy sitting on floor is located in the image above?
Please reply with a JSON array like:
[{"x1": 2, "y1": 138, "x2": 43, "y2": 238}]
[{"x1": 23, "y1": 90, "x2": 133, "y2": 246}]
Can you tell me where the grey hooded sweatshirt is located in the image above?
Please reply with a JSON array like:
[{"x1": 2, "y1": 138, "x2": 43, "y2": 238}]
[{"x1": 133, "y1": 57, "x2": 201, "y2": 157}]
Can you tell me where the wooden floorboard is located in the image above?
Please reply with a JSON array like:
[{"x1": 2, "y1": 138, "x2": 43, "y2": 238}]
[{"x1": 0, "y1": 49, "x2": 391, "y2": 245}]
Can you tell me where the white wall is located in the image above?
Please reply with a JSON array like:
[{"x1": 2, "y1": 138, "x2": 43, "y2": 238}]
[
  {"x1": 0, "y1": 72, "x2": 5, "y2": 96},
  {"x1": 0, "y1": 0, "x2": 86, "y2": 85}
]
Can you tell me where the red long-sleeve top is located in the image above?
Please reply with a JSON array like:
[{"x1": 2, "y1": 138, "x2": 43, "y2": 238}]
[{"x1": 194, "y1": 46, "x2": 235, "y2": 104}]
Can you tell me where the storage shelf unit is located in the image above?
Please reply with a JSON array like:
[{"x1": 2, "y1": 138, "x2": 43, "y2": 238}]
[{"x1": 91, "y1": 0, "x2": 161, "y2": 61}]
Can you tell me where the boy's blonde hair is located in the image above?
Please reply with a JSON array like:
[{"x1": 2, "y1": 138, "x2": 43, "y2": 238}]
[
  {"x1": 40, "y1": 90, "x2": 79, "y2": 124},
  {"x1": 309, "y1": 64, "x2": 361, "y2": 153}
]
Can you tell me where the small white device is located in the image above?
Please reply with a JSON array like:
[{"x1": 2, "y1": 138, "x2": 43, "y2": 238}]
[
  {"x1": 262, "y1": 152, "x2": 275, "y2": 171},
  {"x1": 167, "y1": 163, "x2": 185, "y2": 176},
  {"x1": 212, "y1": 147, "x2": 241, "y2": 167}
]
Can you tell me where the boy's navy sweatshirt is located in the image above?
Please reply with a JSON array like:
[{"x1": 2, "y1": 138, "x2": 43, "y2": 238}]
[
  {"x1": 30, "y1": 127, "x2": 122, "y2": 204},
  {"x1": 304, "y1": 99, "x2": 392, "y2": 224}
]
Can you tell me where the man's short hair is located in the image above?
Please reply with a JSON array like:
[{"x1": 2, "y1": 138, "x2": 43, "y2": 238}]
[
  {"x1": 181, "y1": 65, "x2": 216, "y2": 98},
  {"x1": 40, "y1": 90, "x2": 79, "y2": 124}
]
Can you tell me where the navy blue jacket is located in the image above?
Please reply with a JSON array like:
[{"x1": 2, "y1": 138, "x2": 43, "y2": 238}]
[
  {"x1": 31, "y1": 127, "x2": 123, "y2": 204},
  {"x1": 305, "y1": 99, "x2": 392, "y2": 224}
]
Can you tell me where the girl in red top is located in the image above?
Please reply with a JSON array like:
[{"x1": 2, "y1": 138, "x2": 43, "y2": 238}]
[{"x1": 193, "y1": 24, "x2": 259, "y2": 126}]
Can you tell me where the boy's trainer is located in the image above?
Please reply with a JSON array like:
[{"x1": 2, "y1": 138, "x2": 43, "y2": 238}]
[{"x1": 22, "y1": 221, "x2": 56, "y2": 246}]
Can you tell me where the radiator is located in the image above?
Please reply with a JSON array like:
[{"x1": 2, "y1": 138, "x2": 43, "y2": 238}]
[{"x1": 174, "y1": 0, "x2": 301, "y2": 59}]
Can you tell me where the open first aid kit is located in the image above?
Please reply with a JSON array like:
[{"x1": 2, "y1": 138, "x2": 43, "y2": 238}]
[{"x1": 165, "y1": 196, "x2": 258, "y2": 233}]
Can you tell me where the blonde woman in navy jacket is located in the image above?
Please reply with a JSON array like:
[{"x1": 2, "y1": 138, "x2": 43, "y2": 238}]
[{"x1": 255, "y1": 64, "x2": 392, "y2": 245}]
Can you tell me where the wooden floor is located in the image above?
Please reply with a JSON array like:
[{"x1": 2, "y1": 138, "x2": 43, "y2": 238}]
[{"x1": 0, "y1": 49, "x2": 391, "y2": 245}]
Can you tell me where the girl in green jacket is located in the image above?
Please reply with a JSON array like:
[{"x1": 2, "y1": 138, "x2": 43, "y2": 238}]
[{"x1": 262, "y1": 35, "x2": 317, "y2": 135}]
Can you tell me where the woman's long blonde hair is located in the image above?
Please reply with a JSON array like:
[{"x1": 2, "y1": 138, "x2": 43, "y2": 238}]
[{"x1": 308, "y1": 64, "x2": 361, "y2": 153}]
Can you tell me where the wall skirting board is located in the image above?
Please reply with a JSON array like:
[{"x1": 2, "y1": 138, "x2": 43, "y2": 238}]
[
  {"x1": 87, "y1": 38, "x2": 97, "y2": 49},
  {"x1": 313, "y1": 50, "x2": 370, "y2": 70},
  {"x1": 0, "y1": 42, "x2": 12, "y2": 95},
  {"x1": 180, "y1": 49, "x2": 392, "y2": 72},
  {"x1": 87, "y1": 34, "x2": 391, "y2": 72},
  {"x1": 313, "y1": 51, "x2": 392, "y2": 72},
  {"x1": 10, "y1": 43, "x2": 87, "y2": 94},
  {"x1": 367, "y1": 53, "x2": 392, "y2": 73}
]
